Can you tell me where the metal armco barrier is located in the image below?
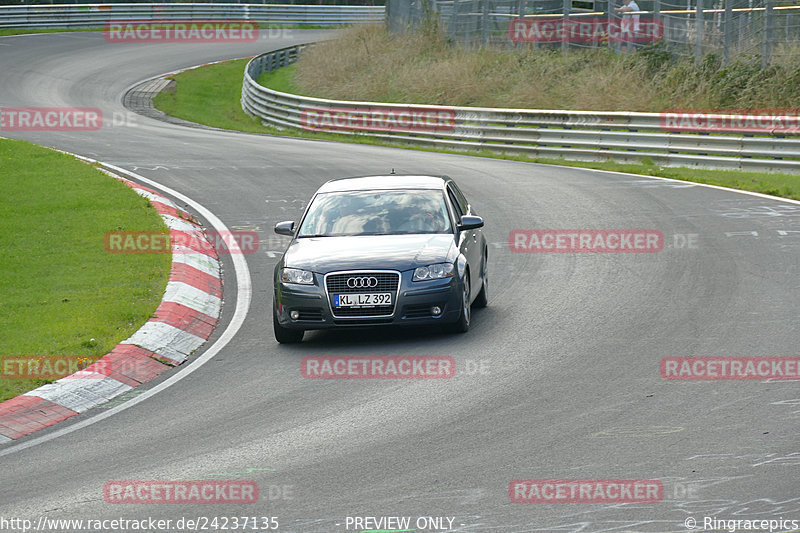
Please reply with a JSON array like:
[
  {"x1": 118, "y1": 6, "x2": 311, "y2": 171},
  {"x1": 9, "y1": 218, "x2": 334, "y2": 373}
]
[
  {"x1": 0, "y1": 4, "x2": 384, "y2": 29},
  {"x1": 242, "y1": 45, "x2": 800, "y2": 173}
]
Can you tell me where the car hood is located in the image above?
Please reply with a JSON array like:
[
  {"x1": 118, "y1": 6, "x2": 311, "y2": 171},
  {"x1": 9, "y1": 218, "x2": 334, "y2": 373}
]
[{"x1": 283, "y1": 234, "x2": 457, "y2": 273}]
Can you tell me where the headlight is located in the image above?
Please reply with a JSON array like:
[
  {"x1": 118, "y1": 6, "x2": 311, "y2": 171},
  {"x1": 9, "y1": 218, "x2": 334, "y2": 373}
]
[
  {"x1": 280, "y1": 268, "x2": 314, "y2": 285},
  {"x1": 413, "y1": 263, "x2": 455, "y2": 281}
]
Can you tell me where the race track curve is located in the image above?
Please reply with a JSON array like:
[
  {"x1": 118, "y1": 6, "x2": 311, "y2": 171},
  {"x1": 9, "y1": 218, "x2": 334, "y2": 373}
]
[{"x1": 0, "y1": 29, "x2": 798, "y2": 532}]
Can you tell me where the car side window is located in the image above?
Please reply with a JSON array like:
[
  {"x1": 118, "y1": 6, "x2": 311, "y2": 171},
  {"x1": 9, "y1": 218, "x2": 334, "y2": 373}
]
[
  {"x1": 446, "y1": 188, "x2": 464, "y2": 222},
  {"x1": 447, "y1": 184, "x2": 469, "y2": 216}
]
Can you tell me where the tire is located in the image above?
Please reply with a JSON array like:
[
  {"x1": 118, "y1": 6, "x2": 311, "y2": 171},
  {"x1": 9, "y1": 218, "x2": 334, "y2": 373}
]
[
  {"x1": 473, "y1": 250, "x2": 488, "y2": 308},
  {"x1": 447, "y1": 271, "x2": 471, "y2": 334},
  {"x1": 273, "y1": 309, "x2": 304, "y2": 344}
]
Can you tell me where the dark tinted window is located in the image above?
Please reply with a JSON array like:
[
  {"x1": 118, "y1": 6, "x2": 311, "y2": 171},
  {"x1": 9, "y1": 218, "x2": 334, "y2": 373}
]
[
  {"x1": 449, "y1": 183, "x2": 470, "y2": 214},
  {"x1": 298, "y1": 189, "x2": 452, "y2": 237},
  {"x1": 447, "y1": 185, "x2": 465, "y2": 219}
]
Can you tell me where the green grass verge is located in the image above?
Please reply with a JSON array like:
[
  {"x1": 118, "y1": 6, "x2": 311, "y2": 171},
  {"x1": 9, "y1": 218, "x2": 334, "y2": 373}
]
[
  {"x1": 0, "y1": 28, "x2": 98, "y2": 37},
  {"x1": 151, "y1": 58, "x2": 800, "y2": 202},
  {"x1": 257, "y1": 63, "x2": 300, "y2": 94},
  {"x1": 0, "y1": 139, "x2": 171, "y2": 402},
  {"x1": 154, "y1": 58, "x2": 269, "y2": 134}
]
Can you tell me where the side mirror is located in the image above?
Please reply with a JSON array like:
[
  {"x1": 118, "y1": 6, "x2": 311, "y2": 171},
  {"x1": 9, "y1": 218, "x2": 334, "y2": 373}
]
[
  {"x1": 457, "y1": 215, "x2": 484, "y2": 232},
  {"x1": 274, "y1": 221, "x2": 296, "y2": 236}
]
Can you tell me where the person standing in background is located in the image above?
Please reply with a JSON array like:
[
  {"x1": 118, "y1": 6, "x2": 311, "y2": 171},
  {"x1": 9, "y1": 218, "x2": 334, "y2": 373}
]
[{"x1": 615, "y1": 0, "x2": 641, "y2": 51}]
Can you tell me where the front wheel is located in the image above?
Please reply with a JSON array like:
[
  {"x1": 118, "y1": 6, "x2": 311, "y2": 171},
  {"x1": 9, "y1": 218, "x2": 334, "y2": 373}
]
[
  {"x1": 273, "y1": 309, "x2": 304, "y2": 344},
  {"x1": 446, "y1": 272, "x2": 471, "y2": 334}
]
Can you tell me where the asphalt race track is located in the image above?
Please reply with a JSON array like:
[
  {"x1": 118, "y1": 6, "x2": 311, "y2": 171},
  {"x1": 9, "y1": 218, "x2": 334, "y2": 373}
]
[{"x1": 0, "y1": 29, "x2": 799, "y2": 533}]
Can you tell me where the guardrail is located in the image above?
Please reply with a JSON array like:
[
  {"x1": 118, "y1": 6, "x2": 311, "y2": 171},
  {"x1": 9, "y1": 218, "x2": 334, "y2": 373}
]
[
  {"x1": 0, "y1": 4, "x2": 384, "y2": 29},
  {"x1": 242, "y1": 45, "x2": 800, "y2": 173}
]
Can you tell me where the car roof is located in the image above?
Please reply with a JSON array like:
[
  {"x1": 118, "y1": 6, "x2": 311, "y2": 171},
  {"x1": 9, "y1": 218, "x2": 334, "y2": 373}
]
[{"x1": 316, "y1": 175, "x2": 450, "y2": 194}]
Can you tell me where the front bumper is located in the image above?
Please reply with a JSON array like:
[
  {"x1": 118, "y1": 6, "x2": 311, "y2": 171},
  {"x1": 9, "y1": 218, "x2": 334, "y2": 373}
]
[{"x1": 274, "y1": 270, "x2": 462, "y2": 330}]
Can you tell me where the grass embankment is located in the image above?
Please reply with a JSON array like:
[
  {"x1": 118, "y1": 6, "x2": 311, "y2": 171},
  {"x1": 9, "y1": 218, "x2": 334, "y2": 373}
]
[
  {"x1": 0, "y1": 139, "x2": 170, "y2": 402},
  {"x1": 294, "y1": 24, "x2": 800, "y2": 111},
  {"x1": 151, "y1": 26, "x2": 800, "y2": 201},
  {"x1": 155, "y1": 59, "x2": 271, "y2": 134},
  {"x1": 153, "y1": 58, "x2": 385, "y2": 146}
]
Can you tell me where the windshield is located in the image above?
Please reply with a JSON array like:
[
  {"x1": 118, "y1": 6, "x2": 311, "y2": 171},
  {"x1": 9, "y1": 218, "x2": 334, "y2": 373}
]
[{"x1": 297, "y1": 189, "x2": 452, "y2": 237}]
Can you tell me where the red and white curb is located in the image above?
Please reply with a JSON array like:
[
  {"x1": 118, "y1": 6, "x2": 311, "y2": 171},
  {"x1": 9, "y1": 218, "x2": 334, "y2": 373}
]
[{"x1": 0, "y1": 174, "x2": 222, "y2": 441}]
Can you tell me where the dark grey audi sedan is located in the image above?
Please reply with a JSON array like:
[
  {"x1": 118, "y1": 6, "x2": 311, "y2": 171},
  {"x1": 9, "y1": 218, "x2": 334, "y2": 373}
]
[{"x1": 272, "y1": 175, "x2": 488, "y2": 343}]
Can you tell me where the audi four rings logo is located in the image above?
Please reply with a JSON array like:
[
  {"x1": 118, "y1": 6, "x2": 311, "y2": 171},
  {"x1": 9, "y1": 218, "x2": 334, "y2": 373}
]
[{"x1": 347, "y1": 276, "x2": 379, "y2": 288}]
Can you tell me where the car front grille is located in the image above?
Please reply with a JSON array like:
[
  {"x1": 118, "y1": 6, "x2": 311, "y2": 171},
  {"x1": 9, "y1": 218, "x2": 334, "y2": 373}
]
[
  {"x1": 325, "y1": 272, "x2": 399, "y2": 293},
  {"x1": 325, "y1": 271, "x2": 400, "y2": 318}
]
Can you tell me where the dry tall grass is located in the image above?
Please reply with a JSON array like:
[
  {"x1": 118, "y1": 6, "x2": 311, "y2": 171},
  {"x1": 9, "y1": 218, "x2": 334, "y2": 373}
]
[{"x1": 294, "y1": 24, "x2": 800, "y2": 112}]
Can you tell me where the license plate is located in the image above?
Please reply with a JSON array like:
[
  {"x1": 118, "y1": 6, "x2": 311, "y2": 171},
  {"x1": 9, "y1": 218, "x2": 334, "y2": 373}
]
[{"x1": 334, "y1": 293, "x2": 392, "y2": 308}]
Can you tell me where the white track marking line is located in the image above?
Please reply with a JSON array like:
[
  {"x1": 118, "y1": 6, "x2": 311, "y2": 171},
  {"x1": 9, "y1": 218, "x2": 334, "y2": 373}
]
[
  {"x1": 541, "y1": 162, "x2": 800, "y2": 206},
  {"x1": 0, "y1": 161, "x2": 252, "y2": 457}
]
